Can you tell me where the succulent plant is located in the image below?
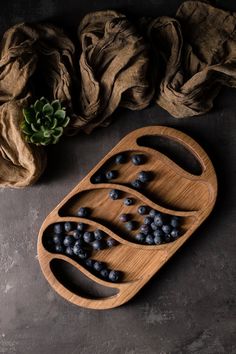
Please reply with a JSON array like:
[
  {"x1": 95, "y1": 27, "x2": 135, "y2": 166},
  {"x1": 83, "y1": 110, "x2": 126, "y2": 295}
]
[{"x1": 21, "y1": 97, "x2": 70, "y2": 146}]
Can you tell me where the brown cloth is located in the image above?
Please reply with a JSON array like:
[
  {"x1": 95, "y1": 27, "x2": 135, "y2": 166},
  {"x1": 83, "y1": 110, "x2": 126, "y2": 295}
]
[
  {"x1": 148, "y1": 1, "x2": 236, "y2": 117},
  {"x1": 73, "y1": 10, "x2": 154, "y2": 133},
  {"x1": 0, "y1": 23, "x2": 76, "y2": 187}
]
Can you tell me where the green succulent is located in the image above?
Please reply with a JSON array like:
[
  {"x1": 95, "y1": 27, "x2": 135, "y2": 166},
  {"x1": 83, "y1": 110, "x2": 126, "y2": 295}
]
[{"x1": 21, "y1": 97, "x2": 70, "y2": 146}]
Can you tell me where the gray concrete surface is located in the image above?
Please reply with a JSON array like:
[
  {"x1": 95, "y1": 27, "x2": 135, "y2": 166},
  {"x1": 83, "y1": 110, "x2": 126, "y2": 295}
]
[{"x1": 0, "y1": 1, "x2": 236, "y2": 353}]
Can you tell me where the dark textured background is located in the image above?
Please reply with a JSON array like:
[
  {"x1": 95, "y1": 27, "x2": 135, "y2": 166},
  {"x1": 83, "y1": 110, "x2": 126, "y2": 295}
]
[{"x1": 0, "y1": 1, "x2": 236, "y2": 353}]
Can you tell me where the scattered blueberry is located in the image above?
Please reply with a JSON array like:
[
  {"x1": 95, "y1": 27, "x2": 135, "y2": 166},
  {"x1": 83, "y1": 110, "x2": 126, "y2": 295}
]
[
  {"x1": 73, "y1": 243, "x2": 82, "y2": 256},
  {"x1": 63, "y1": 235, "x2": 75, "y2": 247},
  {"x1": 131, "y1": 179, "x2": 143, "y2": 190},
  {"x1": 131, "y1": 154, "x2": 146, "y2": 165},
  {"x1": 53, "y1": 223, "x2": 63, "y2": 234},
  {"x1": 125, "y1": 221, "x2": 138, "y2": 231},
  {"x1": 77, "y1": 222, "x2": 86, "y2": 231},
  {"x1": 153, "y1": 229, "x2": 164, "y2": 238},
  {"x1": 55, "y1": 244, "x2": 64, "y2": 253},
  {"x1": 137, "y1": 205, "x2": 149, "y2": 215},
  {"x1": 164, "y1": 234, "x2": 172, "y2": 243},
  {"x1": 171, "y1": 229, "x2": 180, "y2": 239},
  {"x1": 162, "y1": 224, "x2": 172, "y2": 234},
  {"x1": 106, "y1": 237, "x2": 118, "y2": 247},
  {"x1": 119, "y1": 213, "x2": 131, "y2": 222},
  {"x1": 109, "y1": 189, "x2": 121, "y2": 200},
  {"x1": 109, "y1": 270, "x2": 122, "y2": 282},
  {"x1": 83, "y1": 231, "x2": 95, "y2": 243},
  {"x1": 140, "y1": 224, "x2": 151, "y2": 234},
  {"x1": 151, "y1": 222, "x2": 158, "y2": 231},
  {"x1": 72, "y1": 230, "x2": 82, "y2": 239},
  {"x1": 106, "y1": 170, "x2": 118, "y2": 180},
  {"x1": 170, "y1": 216, "x2": 180, "y2": 228},
  {"x1": 154, "y1": 215, "x2": 164, "y2": 227},
  {"x1": 85, "y1": 259, "x2": 95, "y2": 268},
  {"x1": 135, "y1": 233, "x2": 146, "y2": 243},
  {"x1": 77, "y1": 207, "x2": 90, "y2": 218},
  {"x1": 124, "y1": 197, "x2": 134, "y2": 206},
  {"x1": 65, "y1": 246, "x2": 74, "y2": 256},
  {"x1": 94, "y1": 229, "x2": 105, "y2": 240},
  {"x1": 100, "y1": 268, "x2": 109, "y2": 279},
  {"x1": 77, "y1": 249, "x2": 89, "y2": 260},
  {"x1": 115, "y1": 153, "x2": 126, "y2": 164},
  {"x1": 144, "y1": 216, "x2": 152, "y2": 225},
  {"x1": 93, "y1": 173, "x2": 104, "y2": 183},
  {"x1": 94, "y1": 261, "x2": 105, "y2": 272},
  {"x1": 154, "y1": 235, "x2": 162, "y2": 245},
  {"x1": 146, "y1": 234, "x2": 154, "y2": 245},
  {"x1": 92, "y1": 240, "x2": 105, "y2": 251},
  {"x1": 64, "y1": 222, "x2": 73, "y2": 232},
  {"x1": 149, "y1": 209, "x2": 158, "y2": 218},
  {"x1": 137, "y1": 171, "x2": 152, "y2": 183},
  {"x1": 53, "y1": 234, "x2": 63, "y2": 244},
  {"x1": 74, "y1": 239, "x2": 84, "y2": 247}
]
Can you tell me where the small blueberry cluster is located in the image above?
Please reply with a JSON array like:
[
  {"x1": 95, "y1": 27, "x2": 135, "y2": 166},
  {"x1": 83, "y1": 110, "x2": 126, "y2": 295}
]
[
  {"x1": 135, "y1": 206, "x2": 182, "y2": 245},
  {"x1": 46, "y1": 221, "x2": 122, "y2": 282}
]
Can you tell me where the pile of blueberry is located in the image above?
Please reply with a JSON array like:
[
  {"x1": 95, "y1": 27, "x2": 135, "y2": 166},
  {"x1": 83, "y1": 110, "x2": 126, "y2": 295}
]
[
  {"x1": 135, "y1": 206, "x2": 182, "y2": 245},
  {"x1": 45, "y1": 221, "x2": 122, "y2": 282}
]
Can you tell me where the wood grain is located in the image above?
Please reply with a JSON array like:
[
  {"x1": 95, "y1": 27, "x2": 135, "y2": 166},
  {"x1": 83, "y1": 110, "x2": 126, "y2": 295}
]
[{"x1": 37, "y1": 126, "x2": 217, "y2": 309}]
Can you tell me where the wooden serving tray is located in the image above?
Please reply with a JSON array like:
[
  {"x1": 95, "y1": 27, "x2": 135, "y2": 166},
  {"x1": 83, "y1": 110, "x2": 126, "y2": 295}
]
[{"x1": 37, "y1": 126, "x2": 217, "y2": 309}]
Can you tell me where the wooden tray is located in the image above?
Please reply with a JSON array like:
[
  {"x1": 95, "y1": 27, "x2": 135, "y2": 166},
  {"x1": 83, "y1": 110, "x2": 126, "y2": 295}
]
[{"x1": 37, "y1": 126, "x2": 217, "y2": 309}]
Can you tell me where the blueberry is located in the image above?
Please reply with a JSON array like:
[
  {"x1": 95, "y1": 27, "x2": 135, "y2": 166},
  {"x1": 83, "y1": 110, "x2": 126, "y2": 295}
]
[
  {"x1": 125, "y1": 221, "x2": 138, "y2": 231},
  {"x1": 74, "y1": 239, "x2": 84, "y2": 247},
  {"x1": 131, "y1": 179, "x2": 143, "y2": 190},
  {"x1": 162, "y1": 224, "x2": 172, "y2": 234},
  {"x1": 55, "y1": 244, "x2": 64, "y2": 253},
  {"x1": 146, "y1": 234, "x2": 154, "y2": 245},
  {"x1": 77, "y1": 207, "x2": 90, "y2": 218},
  {"x1": 154, "y1": 235, "x2": 162, "y2": 245},
  {"x1": 124, "y1": 197, "x2": 134, "y2": 206},
  {"x1": 72, "y1": 230, "x2": 82, "y2": 240},
  {"x1": 115, "y1": 154, "x2": 126, "y2": 164},
  {"x1": 106, "y1": 170, "x2": 118, "y2": 180},
  {"x1": 92, "y1": 240, "x2": 105, "y2": 250},
  {"x1": 63, "y1": 235, "x2": 75, "y2": 247},
  {"x1": 94, "y1": 261, "x2": 105, "y2": 272},
  {"x1": 138, "y1": 205, "x2": 149, "y2": 215},
  {"x1": 100, "y1": 268, "x2": 109, "y2": 279},
  {"x1": 140, "y1": 224, "x2": 151, "y2": 234},
  {"x1": 77, "y1": 249, "x2": 89, "y2": 260},
  {"x1": 144, "y1": 216, "x2": 152, "y2": 225},
  {"x1": 53, "y1": 223, "x2": 63, "y2": 234},
  {"x1": 135, "y1": 233, "x2": 146, "y2": 243},
  {"x1": 119, "y1": 213, "x2": 131, "y2": 222},
  {"x1": 53, "y1": 234, "x2": 63, "y2": 244},
  {"x1": 153, "y1": 229, "x2": 164, "y2": 238},
  {"x1": 73, "y1": 243, "x2": 82, "y2": 256},
  {"x1": 94, "y1": 229, "x2": 105, "y2": 240},
  {"x1": 83, "y1": 231, "x2": 94, "y2": 243},
  {"x1": 85, "y1": 259, "x2": 95, "y2": 268},
  {"x1": 64, "y1": 222, "x2": 73, "y2": 232},
  {"x1": 149, "y1": 209, "x2": 158, "y2": 218},
  {"x1": 151, "y1": 222, "x2": 158, "y2": 231},
  {"x1": 93, "y1": 173, "x2": 104, "y2": 184},
  {"x1": 106, "y1": 237, "x2": 118, "y2": 247},
  {"x1": 77, "y1": 222, "x2": 86, "y2": 231},
  {"x1": 131, "y1": 154, "x2": 146, "y2": 165},
  {"x1": 164, "y1": 234, "x2": 172, "y2": 243},
  {"x1": 109, "y1": 270, "x2": 122, "y2": 282},
  {"x1": 171, "y1": 229, "x2": 180, "y2": 239},
  {"x1": 109, "y1": 189, "x2": 121, "y2": 200},
  {"x1": 137, "y1": 171, "x2": 152, "y2": 183},
  {"x1": 170, "y1": 216, "x2": 180, "y2": 228},
  {"x1": 154, "y1": 215, "x2": 164, "y2": 227},
  {"x1": 65, "y1": 246, "x2": 74, "y2": 256}
]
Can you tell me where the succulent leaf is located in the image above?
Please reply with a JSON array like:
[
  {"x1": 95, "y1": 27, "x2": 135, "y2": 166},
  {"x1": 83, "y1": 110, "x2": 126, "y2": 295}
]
[
  {"x1": 23, "y1": 107, "x2": 35, "y2": 124},
  {"x1": 55, "y1": 109, "x2": 66, "y2": 120},
  {"x1": 51, "y1": 100, "x2": 61, "y2": 111},
  {"x1": 43, "y1": 103, "x2": 53, "y2": 116}
]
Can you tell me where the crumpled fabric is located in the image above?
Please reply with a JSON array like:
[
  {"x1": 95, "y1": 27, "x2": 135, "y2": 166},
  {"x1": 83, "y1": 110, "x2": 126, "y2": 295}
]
[
  {"x1": 148, "y1": 1, "x2": 236, "y2": 117},
  {"x1": 72, "y1": 10, "x2": 154, "y2": 133},
  {"x1": 0, "y1": 22, "x2": 76, "y2": 187}
]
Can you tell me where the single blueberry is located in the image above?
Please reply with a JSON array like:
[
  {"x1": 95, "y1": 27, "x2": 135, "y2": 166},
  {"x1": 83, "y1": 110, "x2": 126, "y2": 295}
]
[
  {"x1": 140, "y1": 224, "x2": 151, "y2": 235},
  {"x1": 73, "y1": 244, "x2": 82, "y2": 256},
  {"x1": 55, "y1": 244, "x2": 64, "y2": 253},
  {"x1": 77, "y1": 222, "x2": 86, "y2": 232},
  {"x1": 53, "y1": 223, "x2": 63, "y2": 234},
  {"x1": 106, "y1": 237, "x2": 118, "y2": 248},
  {"x1": 171, "y1": 229, "x2": 180, "y2": 239},
  {"x1": 109, "y1": 189, "x2": 121, "y2": 200},
  {"x1": 93, "y1": 173, "x2": 104, "y2": 184},
  {"x1": 131, "y1": 154, "x2": 146, "y2": 165},
  {"x1": 125, "y1": 221, "x2": 138, "y2": 231},
  {"x1": 144, "y1": 216, "x2": 152, "y2": 225},
  {"x1": 65, "y1": 246, "x2": 74, "y2": 256},
  {"x1": 100, "y1": 268, "x2": 109, "y2": 279},
  {"x1": 124, "y1": 197, "x2": 134, "y2": 206},
  {"x1": 154, "y1": 235, "x2": 162, "y2": 245},
  {"x1": 94, "y1": 229, "x2": 105, "y2": 240},
  {"x1": 83, "y1": 231, "x2": 95, "y2": 243},
  {"x1": 170, "y1": 216, "x2": 180, "y2": 228},
  {"x1": 137, "y1": 171, "x2": 152, "y2": 183},
  {"x1": 137, "y1": 205, "x2": 149, "y2": 215},
  {"x1": 135, "y1": 233, "x2": 146, "y2": 243},
  {"x1": 85, "y1": 258, "x2": 95, "y2": 268},
  {"x1": 63, "y1": 235, "x2": 75, "y2": 247},
  {"x1": 119, "y1": 213, "x2": 131, "y2": 222},
  {"x1": 77, "y1": 249, "x2": 89, "y2": 260},
  {"x1": 153, "y1": 229, "x2": 164, "y2": 238},
  {"x1": 92, "y1": 240, "x2": 105, "y2": 251},
  {"x1": 115, "y1": 153, "x2": 126, "y2": 164},
  {"x1": 146, "y1": 234, "x2": 154, "y2": 245},
  {"x1": 131, "y1": 179, "x2": 143, "y2": 190},
  {"x1": 162, "y1": 224, "x2": 172, "y2": 234},
  {"x1": 53, "y1": 234, "x2": 63, "y2": 244},
  {"x1": 72, "y1": 230, "x2": 82, "y2": 240},
  {"x1": 109, "y1": 270, "x2": 122, "y2": 282},
  {"x1": 77, "y1": 207, "x2": 90, "y2": 218},
  {"x1": 106, "y1": 170, "x2": 118, "y2": 180},
  {"x1": 64, "y1": 222, "x2": 73, "y2": 232},
  {"x1": 164, "y1": 234, "x2": 172, "y2": 243},
  {"x1": 149, "y1": 209, "x2": 158, "y2": 218},
  {"x1": 94, "y1": 261, "x2": 105, "y2": 272},
  {"x1": 151, "y1": 222, "x2": 158, "y2": 231},
  {"x1": 154, "y1": 215, "x2": 164, "y2": 227},
  {"x1": 74, "y1": 239, "x2": 84, "y2": 247}
]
